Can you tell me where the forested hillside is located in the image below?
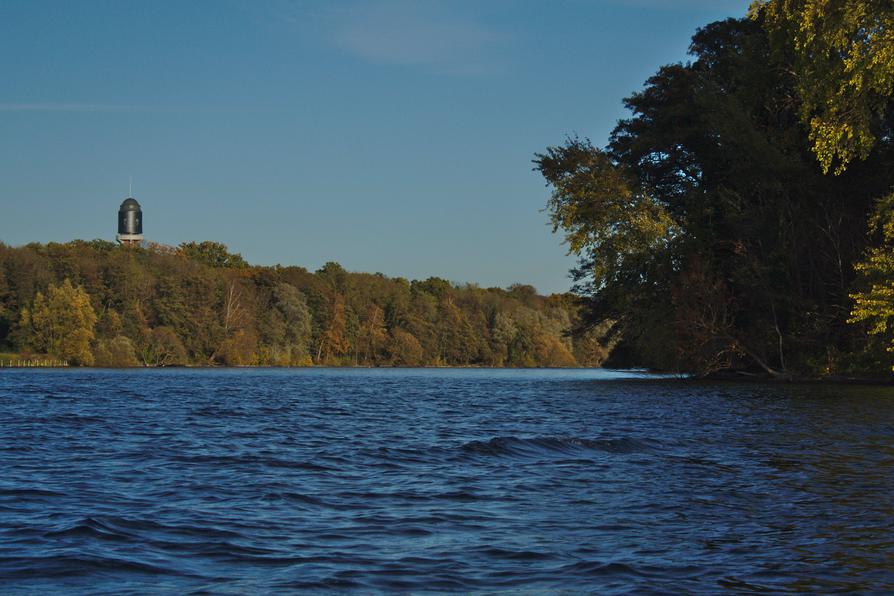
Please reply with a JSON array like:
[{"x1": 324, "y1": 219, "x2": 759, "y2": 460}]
[
  {"x1": 0, "y1": 240, "x2": 603, "y2": 367},
  {"x1": 536, "y1": 3, "x2": 894, "y2": 378}
]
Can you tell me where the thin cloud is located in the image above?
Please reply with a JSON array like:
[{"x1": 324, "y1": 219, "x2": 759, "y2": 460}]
[
  {"x1": 0, "y1": 103, "x2": 134, "y2": 112},
  {"x1": 595, "y1": 0, "x2": 749, "y2": 9},
  {"x1": 330, "y1": 1, "x2": 505, "y2": 75},
  {"x1": 0, "y1": 103, "x2": 286, "y2": 114}
]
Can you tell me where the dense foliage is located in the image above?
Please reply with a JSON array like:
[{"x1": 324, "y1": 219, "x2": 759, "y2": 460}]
[
  {"x1": 537, "y1": 14, "x2": 894, "y2": 378},
  {"x1": 0, "y1": 240, "x2": 602, "y2": 367},
  {"x1": 754, "y1": 0, "x2": 894, "y2": 174}
]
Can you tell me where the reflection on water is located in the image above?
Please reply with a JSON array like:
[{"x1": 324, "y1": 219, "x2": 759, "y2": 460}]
[{"x1": 1, "y1": 368, "x2": 893, "y2": 592}]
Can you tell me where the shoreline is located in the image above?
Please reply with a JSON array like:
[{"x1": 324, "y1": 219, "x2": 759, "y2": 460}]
[{"x1": 2, "y1": 363, "x2": 892, "y2": 385}]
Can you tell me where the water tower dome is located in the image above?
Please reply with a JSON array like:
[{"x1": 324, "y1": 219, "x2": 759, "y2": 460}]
[{"x1": 116, "y1": 197, "x2": 144, "y2": 246}]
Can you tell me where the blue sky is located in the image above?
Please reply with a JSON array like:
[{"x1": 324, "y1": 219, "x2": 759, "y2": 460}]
[{"x1": 0, "y1": 0, "x2": 749, "y2": 294}]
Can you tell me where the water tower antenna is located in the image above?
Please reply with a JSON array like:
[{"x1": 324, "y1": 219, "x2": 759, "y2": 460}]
[{"x1": 129, "y1": 176, "x2": 132, "y2": 197}]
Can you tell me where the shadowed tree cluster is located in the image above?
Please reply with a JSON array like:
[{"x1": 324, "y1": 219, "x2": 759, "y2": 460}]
[{"x1": 537, "y1": 9, "x2": 894, "y2": 377}]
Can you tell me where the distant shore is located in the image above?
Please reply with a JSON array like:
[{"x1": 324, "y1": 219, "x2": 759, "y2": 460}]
[{"x1": 3, "y1": 362, "x2": 893, "y2": 385}]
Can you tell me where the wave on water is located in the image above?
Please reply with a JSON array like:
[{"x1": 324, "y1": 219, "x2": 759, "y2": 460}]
[
  {"x1": 0, "y1": 554, "x2": 179, "y2": 579},
  {"x1": 42, "y1": 517, "x2": 136, "y2": 542},
  {"x1": 459, "y1": 435, "x2": 653, "y2": 458}
]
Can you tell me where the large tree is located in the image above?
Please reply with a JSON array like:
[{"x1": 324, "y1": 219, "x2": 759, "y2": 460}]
[{"x1": 754, "y1": 2, "x2": 894, "y2": 370}]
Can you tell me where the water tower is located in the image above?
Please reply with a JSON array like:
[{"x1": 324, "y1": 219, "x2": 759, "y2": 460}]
[{"x1": 116, "y1": 197, "x2": 144, "y2": 246}]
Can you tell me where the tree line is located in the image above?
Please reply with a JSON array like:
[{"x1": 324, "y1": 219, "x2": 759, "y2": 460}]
[
  {"x1": 536, "y1": 1, "x2": 894, "y2": 378},
  {"x1": 0, "y1": 240, "x2": 606, "y2": 367}
]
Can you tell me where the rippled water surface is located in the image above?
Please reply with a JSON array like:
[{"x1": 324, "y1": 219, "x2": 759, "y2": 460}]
[{"x1": 2, "y1": 368, "x2": 894, "y2": 593}]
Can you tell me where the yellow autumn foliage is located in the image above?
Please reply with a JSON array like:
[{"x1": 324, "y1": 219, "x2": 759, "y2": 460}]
[
  {"x1": 22, "y1": 279, "x2": 97, "y2": 366},
  {"x1": 849, "y1": 194, "x2": 894, "y2": 368},
  {"x1": 753, "y1": 0, "x2": 894, "y2": 173}
]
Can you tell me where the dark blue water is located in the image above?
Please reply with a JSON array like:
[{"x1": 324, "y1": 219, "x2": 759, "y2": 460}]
[{"x1": 1, "y1": 368, "x2": 894, "y2": 593}]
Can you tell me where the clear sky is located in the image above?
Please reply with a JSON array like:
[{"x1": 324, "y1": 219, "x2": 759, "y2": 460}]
[{"x1": 0, "y1": 0, "x2": 749, "y2": 294}]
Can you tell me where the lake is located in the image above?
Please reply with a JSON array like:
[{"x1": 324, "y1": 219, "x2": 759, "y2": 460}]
[{"x1": 1, "y1": 368, "x2": 893, "y2": 593}]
